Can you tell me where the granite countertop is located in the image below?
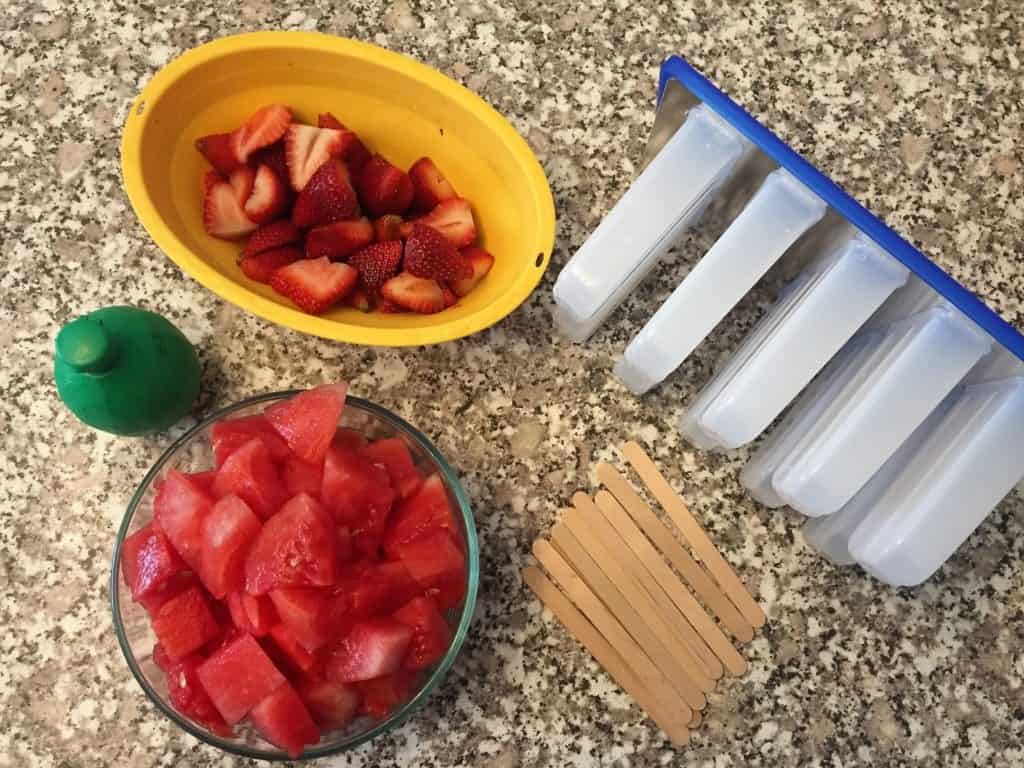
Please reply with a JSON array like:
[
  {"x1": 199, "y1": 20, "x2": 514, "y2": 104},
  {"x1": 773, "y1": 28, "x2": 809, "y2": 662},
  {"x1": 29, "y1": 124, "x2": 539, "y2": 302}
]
[{"x1": 3, "y1": 1, "x2": 1023, "y2": 766}]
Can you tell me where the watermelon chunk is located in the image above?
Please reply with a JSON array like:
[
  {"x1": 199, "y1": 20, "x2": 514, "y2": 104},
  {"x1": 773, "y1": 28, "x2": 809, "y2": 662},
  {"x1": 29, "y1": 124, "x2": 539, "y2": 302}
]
[
  {"x1": 390, "y1": 531, "x2": 466, "y2": 611},
  {"x1": 227, "y1": 592, "x2": 279, "y2": 637},
  {"x1": 153, "y1": 644, "x2": 232, "y2": 737},
  {"x1": 355, "y1": 669, "x2": 421, "y2": 720},
  {"x1": 138, "y1": 571, "x2": 201, "y2": 616},
  {"x1": 249, "y1": 682, "x2": 320, "y2": 758},
  {"x1": 362, "y1": 438, "x2": 423, "y2": 499},
  {"x1": 381, "y1": 474, "x2": 461, "y2": 559},
  {"x1": 333, "y1": 428, "x2": 368, "y2": 452},
  {"x1": 212, "y1": 438, "x2": 287, "y2": 519},
  {"x1": 198, "y1": 495, "x2": 262, "y2": 598},
  {"x1": 268, "y1": 623, "x2": 316, "y2": 672},
  {"x1": 393, "y1": 595, "x2": 452, "y2": 669},
  {"x1": 211, "y1": 415, "x2": 290, "y2": 467},
  {"x1": 336, "y1": 526, "x2": 353, "y2": 563},
  {"x1": 197, "y1": 633, "x2": 287, "y2": 725},
  {"x1": 245, "y1": 493, "x2": 336, "y2": 595},
  {"x1": 154, "y1": 470, "x2": 214, "y2": 569},
  {"x1": 268, "y1": 587, "x2": 328, "y2": 652},
  {"x1": 297, "y1": 679, "x2": 361, "y2": 730},
  {"x1": 266, "y1": 383, "x2": 348, "y2": 464},
  {"x1": 321, "y1": 445, "x2": 396, "y2": 556},
  {"x1": 325, "y1": 561, "x2": 418, "y2": 638},
  {"x1": 325, "y1": 618, "x2": 413, "y2": 683},
  {"x1": 121, "y1": 523, "x2": 188, "y2": 601},
  {"x1": 282, "y1": 456, "x2": 324, "y2": 498},
  {"x1": 188, "y1": 469, "x2": 219, "y2": 493},
  {"x1": 151, "y1": 586, "x2": 222, "y2": 661}
]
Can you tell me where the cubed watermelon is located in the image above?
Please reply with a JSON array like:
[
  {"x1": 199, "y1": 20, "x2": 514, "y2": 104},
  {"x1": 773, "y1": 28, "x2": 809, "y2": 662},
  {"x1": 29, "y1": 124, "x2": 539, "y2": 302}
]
[
  {"x1": 325, "y1": 618, "x2": 413, "y2": 683},
  {"x1": 226, "y1": 592, "x2": 278, "y2": 637},
  {"x1": 154, "y1": 470, "x2": 214, "y2": 569},
  {"x1": 390, "y1": 530, "x2": 466, "y2": 611},
  {"x1": 336, "y1": 525, "x2": 353, "y2": 563},
  {"x1": 199, "y1": 495, "x2": 262, "y2": 598},
  {"x1": 153, "y1": 644, "x2": 232, "y2": 737},
  {"x1": 268, "y1": 587, "x2": 328, "y2": 652},
  {"x1": 297, "y1": 679, "x2": 361, "y2": 730},
  {"x1": 381, "y1": 474, "x2": 461, "y2": 559},
  {"x1": 121, "y1": 523, "x2": 188, "y2": 601},
  {"x1": 138, "y1": 572, "x2": 201, "y2": 615},
  {"x1": 333, "y1": 428, "x2": 368, "y2": 452},
  {"x1": 266, "y1": 383, "x2": 348, "y2": 465},
  {"x1": 267, "y1": 623, "x2": 316, "y2": 672},
  {"x1": 211, "y1": 414, "x2": 290, "y2": 467},
  {"x1": 249, "y1": 682, "x2": 321, "y2": 758},
  {"x1": 355, "y1": 669, "x2": 421, "y2": 720},
  {"x1": 197, "y1": 633, "x2": 287, "y2": 725},
  {"x1": 245, "y1": 493, "x2": 336, "y2": 595},
  {"x1": 282, "y1": 456, "x2": 324, "y2": 498},
  {"x1": 321, "y1": 445, "x2": 395, "y2": 556},
  {"x1": 362, "y1": 438, "x2": 423, "y2": 499},
  {"x1": 188, "y1": 470, "x2": 219, "y2": 493},
  {"x1": 151, "y1": 586, "x2": 222, "y2": 661},
  {"x1": 393, "y1": 595, "x2": 452, "y2": 669},
  {"x1": 212, "y1": 438, "x2": 287, "y2": 519}
]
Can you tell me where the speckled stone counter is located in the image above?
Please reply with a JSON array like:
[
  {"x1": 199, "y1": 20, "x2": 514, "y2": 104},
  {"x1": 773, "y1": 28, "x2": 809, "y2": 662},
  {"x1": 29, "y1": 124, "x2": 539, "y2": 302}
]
[{"x1": 3, "y1": 1, "x2": 1023, "y2": 766}]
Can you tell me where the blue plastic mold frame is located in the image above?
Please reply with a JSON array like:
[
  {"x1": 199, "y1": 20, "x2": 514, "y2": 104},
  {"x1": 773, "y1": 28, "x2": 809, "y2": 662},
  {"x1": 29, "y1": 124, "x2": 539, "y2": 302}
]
[{"x1": 659, "y1": 55, "x2": 1024, "y2": 362}]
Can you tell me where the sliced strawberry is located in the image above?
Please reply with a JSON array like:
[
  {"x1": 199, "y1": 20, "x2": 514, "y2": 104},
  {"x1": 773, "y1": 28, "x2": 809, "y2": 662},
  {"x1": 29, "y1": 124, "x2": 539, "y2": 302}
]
[
  {"x1": 270, "y1": 257, "x2": 358, "y2": 315},
  {"x1": 408, "y1": 157, "x2": 457, "y2": 213},
  {"x1": 345, "y1": 287, "x2": 372, "y2": 312},
  {"x1": 377, "y1": 298, "x2": 407, "y2": 314},
  {"x1": 195, "y1": 132, "x2": 242, "y2": 175},
  {"x1": 450, "y1": 246, "x2": 495, "y2": 297},
  {"x1": 240, "y1": 246, "x2": 301, "y2": 284},
  {"x1": 242, "y1": 220, "x2": 303, "y2": 259},
  {"x1": 373, "y1": 215, "x2": 405, "y2": 242},
  {"x1": 318, "y1": 114, "x2": 373, "y2": 174},
  {"x1": 403, "y1": 224, "x2": 470, "y2": 281},
  {"x1": 357, "y1": 155, "x2": 414, "y2": 217},
  {"x1": 284, "y1": 124, "x2": 347, "y2": 191},
  {"x1": 203, "y1": 172, "x2": 257, "y2": 240},
  {"x1": 230, "y1": 104, "x2": 292, "y2": 164},
  {"x1": 292, "y1": 159, "x2": 359, "y2": 228},
  {"x1": 349, "y1": 241, "x2": 402, "y2": 288},
  {"x1": 325, "y1": 619, "x2": 413, "y2": 683},
  {"x1": 229, "y1": 166, "x2": 257, "y2": 205},
  {"x1": 400, "y1": 198, "x2": 477, "y2": 248},
  {"x1": 305, "y1": 218, "x2": 374, "y2": 261},
  {"x1": 380, "y1": 272, "x2": 446, "y2": 314},
  {"x1": 244, "y1": 164, "x2": 290, "y2": 224},
  {"x1": 317, "y1": 112, "x2": 346, "y2": 130},
  {"x1": 251, "y1": 141, "x2": 291, "y2": 186},
  {"x1": 441, "y1": 285, "x2": 458, "y2": 308}
]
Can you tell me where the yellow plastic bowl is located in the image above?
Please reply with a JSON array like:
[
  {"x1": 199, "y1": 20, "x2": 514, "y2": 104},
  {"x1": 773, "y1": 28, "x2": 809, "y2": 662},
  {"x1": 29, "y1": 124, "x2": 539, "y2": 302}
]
[{"x1": 121, "y1": 32, "x2": 556, "y2": 346}]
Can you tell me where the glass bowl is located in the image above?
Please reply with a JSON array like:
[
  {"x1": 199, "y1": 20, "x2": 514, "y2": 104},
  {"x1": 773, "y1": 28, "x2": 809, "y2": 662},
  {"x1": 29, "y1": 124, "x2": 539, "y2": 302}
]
[{"x1": 110, "y1": 391, "x2": 479, "y2": 760}]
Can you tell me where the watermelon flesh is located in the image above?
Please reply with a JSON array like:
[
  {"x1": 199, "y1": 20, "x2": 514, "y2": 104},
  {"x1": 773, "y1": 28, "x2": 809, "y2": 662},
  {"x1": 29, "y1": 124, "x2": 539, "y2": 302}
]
[
  {"x1": 297, "y1": 679, "x2": 361, "y2": 730},
  {"x1": 266, "y1": 383, "x2": 348, "y2": 464},
  {"x1": 211, "y1": 415, "x2": 290, "y2": 467},
  {"x1": 356, "y1": 669, "x2": 422, "y2": 720},
  {"x1": 325, "y1": 618, "x2": 413, "y2": 683},
  {"x1": 121, "y1": 523, "x2": 188, "y2": 601},
  {"x1": 211, "y1": 438, "x2": 287, "y2": 519},
  {"x1": 249, "y1": 682, "x2": 320, "y2": 758},
  {"x1": 390, "y1": 530, "x2": 466, "y2": 610},
  {"x1": 199, "y1": 495, "x2": 262, "y2": 598},
  {"x1": 382, "y1": 473, "x2": 461, "y2": 558},
  {"x1": 244, "y1": 493, "x2": 337, "y2": 594},
  {"x1": 268, "y1": 587, "x2": 328, "y2": 652},
  {"x1": 151, "y1": 586, "x2": 222, "y2": 661},
  {"x1": 154, "y1": 643, "x2": 232, "y2": 736},
  {"x1": 393, "y1": 595, "x2": 452, "y2": 669},
  {"x1": 362, "y1": 437, "x2": 423, "y2": 499},
  {"x1": 197, "y1": 633, "x2": 287, "y2": 725},
  {"x1": 153, "y1": 470, "x2": 214, "y2": 569}
]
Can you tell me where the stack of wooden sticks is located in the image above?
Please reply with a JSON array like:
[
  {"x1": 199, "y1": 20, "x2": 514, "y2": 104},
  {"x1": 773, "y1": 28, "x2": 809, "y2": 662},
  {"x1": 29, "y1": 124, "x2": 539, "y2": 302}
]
[{"x1": 523, "y1": 442, "x2": 766, "y2": 745}]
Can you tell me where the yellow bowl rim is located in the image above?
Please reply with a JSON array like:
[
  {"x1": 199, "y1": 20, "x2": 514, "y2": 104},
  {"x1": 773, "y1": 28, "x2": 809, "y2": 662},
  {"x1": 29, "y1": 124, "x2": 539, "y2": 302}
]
[{"x1": 120, "y1": 31, "x2": 556, "y2": 347}]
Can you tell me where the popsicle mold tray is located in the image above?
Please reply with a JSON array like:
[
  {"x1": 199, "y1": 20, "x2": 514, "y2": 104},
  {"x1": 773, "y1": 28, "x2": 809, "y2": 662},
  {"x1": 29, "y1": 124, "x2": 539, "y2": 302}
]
[{"x1": 554, "y1": 56, "x2": 1024, "y2": 587}]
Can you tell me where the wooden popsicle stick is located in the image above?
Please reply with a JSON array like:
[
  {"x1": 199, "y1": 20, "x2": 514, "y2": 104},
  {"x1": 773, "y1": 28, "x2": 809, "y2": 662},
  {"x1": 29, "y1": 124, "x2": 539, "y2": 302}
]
[
  {"x1": 594, "y1": 490, "x2": 748, "y2": 677},
  {"x1": 622, "y1": 442, "x2": 767, "y2": 629},
  {"x1": 570, "y1": 494, "x2": 723, "y2": 683},
  {"x1": 522, "y1": 566, "x2": 691, "y2": 746},
  {"x1": 550, "y1": 522, "x2": 709, "y2": 711},
  {"x1": 689, "y1": 710, "x2": 702, "y2": 729},
  {"x1": 598, "y1": 463, "x2": 755, "y2": 643},
  {"x1": 531, "y1": 540, "x2": 694, "y2": 724}
]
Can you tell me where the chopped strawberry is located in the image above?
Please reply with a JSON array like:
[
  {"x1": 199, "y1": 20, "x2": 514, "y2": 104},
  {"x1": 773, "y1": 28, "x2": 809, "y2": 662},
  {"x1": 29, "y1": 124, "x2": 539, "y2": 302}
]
[
  {"x1": 230, "y1": 104, "x2": 292, "y2": 164},
  {"x1": 377, "y1": 298, "x2": 407, "y2": 313},
  {"x1": 284, "y1": 124, "x2": 347, "y2": 191},
  {"x1": 380, "y1": 272, "x2": 446, "y2": 314},
  {"x1": 450, "y1": 246, "x2": 495, "y2": 296},
  {"x1": 349, "y1": 241, "x2": 402, "y2": 288},
  {"x1": 408, "y1": 157, "x2": 457, "y2": 213},
  {"x1": 270, "y1": 258, "x2": 358, "y2": 315},
  {"x1": 345, "y1": 287, "x2": 372, "y2": 312},
  {"x1": 441, "y1": 285, "x2": 458, "y2": 308},
  {"x1": 357, "y1": 155, "x2": 414, "y2": 217},
  {"x1": 242, "y1": 220, "x2": 302, "y2": 259},
  {"x1": 291, "y1": 159, "x2": 359, "y2": 229},
  {"x1": 317, "y1": 113, "x2": 372, "y2": 174},
  {"x1": 317, "y1": 112, "x2": 345, "y2": 130},
  {"x1": 305, "y1": 218, "x2": 374, "y2": 261},
  {"x1": 240, "y1": 246, "x2": 301, "y2": 284},
  {"x1": 251, "y1": 141, "x2": 291, "y2": 187},
  {"x1": 195, "y1": 132, "x2": 242, "y2": 175},
  {"x1": 244, "y1": 164, "x2": 290, "y2": 224},
  {"x1": 403, "y1": 224, "x2": 471, "y2": 281},
  {"x1": 373, "y1": 215, "x2": 405, "y2": 242},
  {"x1": 203, "y1": 172, "x2": 257, "y2": 240},
  {"x1": 401, "y1": 198, "x2": 477, "y2": 248}
]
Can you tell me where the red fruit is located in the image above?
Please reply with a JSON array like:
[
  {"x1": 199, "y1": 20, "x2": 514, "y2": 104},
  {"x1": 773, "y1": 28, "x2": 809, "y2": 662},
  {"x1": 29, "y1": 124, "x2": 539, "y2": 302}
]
[
  {"x1": 244, "y1": 164, "x2": 290, "y2": 224},
  {"x1": 270, "y1": 257, "x2": 358, "y2": 315},
  {"x1": 362, "y1": 438, "x2": 423, "y2": 499},
  {"x1": 229, "y1": 592, "x2": 279, "y2": 636},
  {"x1": 382, "y1": 474, "x2": 461, "y2": 558},
  {"x1": 229, "y1": 166, "x2": 257, "y2": 205},
  {"x1": 199, "y1": 495, "x2": 263, "y2": 598},
  {"x1": 269, "y1": 587, "x2": 328, "y2": 651},
  {"x1": 249, "y1": 682, "x2": 320, "y2": 759},
  {"x1": 330, "y1": 561, "x2": 419, "y2": 627},
  {"x1": 265, "y1": 383, "x2": 348, "y2": 465},
  {"x1": 334, "y1": 428, "x2": 368, "y2": 452},
  {"x1": 357, "y1": 155, "x2": 414, "y2": 217},
  {"x1": 345, "y1": 287, "x2": 372, "y2": 312},
  {"x1": 195, "y1": 132, "x2": 242, "y2": 175},
  {"x1": 267, "y1": 623, "x2": 316, "y2": 671},
  {"x1": 211, "y1": 415, "x2": 291, "y2": 467},
  {"x1": 203, "y1": 172, "x2": 257, "y2": 240},
  {"x1": 321, "y1": 445, "x2": 396, "y2": 556},
  {"x1": 404, "y1": 224, "x2": 471, "y2": 281},
  {"x1": 390, "y1": 530, "x2": 466, "y2": 610},
  {"x1": 373, "y1": 215, "x2": 405, "y2": 242},
  {"x1": 305, "y1": 218, "x2": 374, "y2": 261},
  {"x1": 284, "y1": 124, "x2": 348, "y2": 191},
  {"x1": 242, "y1": 220, "x2": 302, "y2": 259},
  {"x1": 316, "y1": 114, "x2": 372, "y2": 172},
  {"x1": 349, "y1": 241, "x2": 402, "y2": 288},
  {"x1": 251, "y1": 141, "x2": 291, "y2": 187},
  {"x1": 282, "y1": 456, "x2": 324, "y2": 497},
  {"x1": 154, "y1": 470, "x2": 214, "y2": 570},
  {"x1": 227, "y1": 592, "x2": 252, "y2": 633},
  {"x1": 188, "y1": 470, "x2": 218, "y2": 493},
  {"x1": 297, "y1": 679, "x2": 361, "y2": 730},
  {"x1": 240, "y1": 246, "x2": 301, "y2": 284},
  {"x1": 197, "y1": 633, "x2": 287, "y2": 725},
  {"x1": 380, "y1": 272, "x2": 446, "y2": 314},
  {"x1": 441, "y1": 285, "x2": 458, "y2": 308},
  {"x1": 450, "y1": 246, "x2": 495, "y2": 297},
  {"x1": 317, "y1": 112, "x2": 345, "y2": 130},
  {"x1": 212, "y1": 438, "x2": 287, "y2": 519},
  {"x1": 356, "y1": 670, "x2": 421, "y2": 720},
  {"x1": 402, "y1": 198, "x2": 477, "y2": 248},
  {"x1": 326, "y1": 618, "x2": 413, "y2": 683},
  {"x1": 336, "y1": 526, "x2": 354, "y2": 562},
  {"x1": 245, "y1": 493, "x2": 337, "y2": 594},
  {"x1": 152, "y1": 586, "x2": 222, "y2": 661},
  {"x1": 121, "y1": 523, "x2": 188, "y2": 601},
  {"x1": 408, "y1": 157, "x2": 457, "y2": 213},
  {"x1": 393, "y1": 595, "x2": 452, "y2": 669},
  {"x1": 230, "y1": 104, "x2": 292, "y2": 164},
  {"x1": 154, "y1": 645, "x2": 233, "y2": 737},
  {"x1": 291, "y1": 159, "x2": 359, "y2": 228},
  {"x1": 377, "y1": 298, "x2": 406, "y2": 313},
  {"x1": 137, "y1": 572, "x2": 201, "y2": 615}
]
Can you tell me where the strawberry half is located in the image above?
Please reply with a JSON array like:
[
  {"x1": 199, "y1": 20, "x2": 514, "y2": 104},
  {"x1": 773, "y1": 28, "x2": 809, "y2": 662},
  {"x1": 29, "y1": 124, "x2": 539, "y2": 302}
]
[
  {"x1": 441, "y1": 285, "x2": 458, "y2": 308},
  {"x1": 240, "y1": 246, "x2": 302, "y2": 284},
  {"x1": 292, "y1": 159, "x2": 360, "y2": 229},
  {"x1": 373, "y1": 215, "x2": 404, "y2": 242},
  {"x1": 318, "y1": 113, "x2": 372, "y2": 175},
  {"x1": 403, "y1": 224, "x2": 472, "y2": 281},
  {"x1": 400, "y1": 198, "x2": 477, "y2": 248},
  {"x1": 270, "y1": 257, "x2": 358, "y2": 314},
  {"x1": 244, "y1": 164, "x2": 290, "y2": 225},
  {"x1": 380, "y1": 272, "x2": 446, "y2": 314},
  {"x1": 349, "y1": 241, "x2": 403, "y2": 288},
  {"x1": 242, "y1": 220, "x2": 302, "y2": 259},
  {"x1": 357, "y1": 155, "x2": 414, "y2": 217},
  {"x1": 229, "y1": 166, "x2": 256, "y2": 205},
  {"x1": 408, "y1": 157, "x2": 457, "y2": 213},
  {"x1": 285, "y1": 125, "x2": 348, "y2": 191},
  {"x1": 305, "y1": 218, "x2": 374, "y2": 261},
  {"x1": 203, "y1": 172, "x2": 258, "y2": 240},
  {"x1": 196, "y1": 133, "x2": 242, "y2": 175},
  {"x1": 345, "y1": 287, "x2": 372, "y2": 312},
  {"x1": 317, "y1": 113, "x2": 345, "y2": 130},
  {"x1": 450, "y1": 246, "x2": 495, "y2": 297},
  {"x1": 251, "y1": 142, "x2": 290, "y2": 187},
  {"x1": 231, "y1": 104, "x2": 292, "y2": 164},
  {"x1": 377, "y1": 299, "x2": 407, "y2": 314}
]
